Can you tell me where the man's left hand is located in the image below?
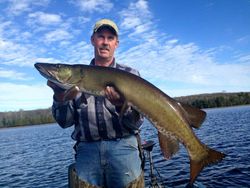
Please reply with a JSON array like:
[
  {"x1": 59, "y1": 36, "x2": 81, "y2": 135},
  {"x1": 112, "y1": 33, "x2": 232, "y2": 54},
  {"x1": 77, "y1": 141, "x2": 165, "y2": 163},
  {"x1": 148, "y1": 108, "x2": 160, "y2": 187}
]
[{"x1": 105, "y1": 86, "x2": 125, "y2": 107}]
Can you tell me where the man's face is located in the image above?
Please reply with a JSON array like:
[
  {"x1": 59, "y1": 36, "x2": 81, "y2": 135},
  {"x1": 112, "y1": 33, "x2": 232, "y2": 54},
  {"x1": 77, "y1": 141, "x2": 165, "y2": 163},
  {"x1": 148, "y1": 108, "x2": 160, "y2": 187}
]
[{"x1": 91, "y1": 28, "x2": 119, "y2": 63}]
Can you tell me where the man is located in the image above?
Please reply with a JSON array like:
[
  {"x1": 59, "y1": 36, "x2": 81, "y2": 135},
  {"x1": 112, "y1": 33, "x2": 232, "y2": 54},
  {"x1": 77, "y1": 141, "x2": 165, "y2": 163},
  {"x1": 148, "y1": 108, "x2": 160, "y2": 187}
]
[{"x1": 47, "y1": 19, "x2": 144, "y2": 188}]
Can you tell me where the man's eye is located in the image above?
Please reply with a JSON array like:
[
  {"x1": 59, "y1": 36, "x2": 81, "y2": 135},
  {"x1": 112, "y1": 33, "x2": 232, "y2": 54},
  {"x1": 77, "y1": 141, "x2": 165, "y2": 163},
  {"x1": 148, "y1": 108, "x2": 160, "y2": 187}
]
[{"x1": 108, "y1": 37, "x2": 114, "y2": 40}]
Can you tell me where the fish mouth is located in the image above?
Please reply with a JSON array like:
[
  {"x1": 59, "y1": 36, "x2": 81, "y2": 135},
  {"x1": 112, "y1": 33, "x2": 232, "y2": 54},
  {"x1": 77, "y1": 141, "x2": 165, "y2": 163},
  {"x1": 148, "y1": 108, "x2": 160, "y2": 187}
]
[
  {"x1": 35, "y1": 62, "x2": 55, "y2": 80},
  {"x1": 34, "y1": 62, "x2": 63, "y2": 86},
  {"x1": 34, "y1": 62, "x2": 73, "y2": 90}
]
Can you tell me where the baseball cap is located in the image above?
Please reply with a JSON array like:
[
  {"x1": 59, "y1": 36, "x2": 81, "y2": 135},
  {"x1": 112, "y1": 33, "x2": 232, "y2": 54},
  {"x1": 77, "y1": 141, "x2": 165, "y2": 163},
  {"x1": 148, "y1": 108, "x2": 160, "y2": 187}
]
[{"x1": 93, "y1": 19, "x2": 119, "y2": 36}]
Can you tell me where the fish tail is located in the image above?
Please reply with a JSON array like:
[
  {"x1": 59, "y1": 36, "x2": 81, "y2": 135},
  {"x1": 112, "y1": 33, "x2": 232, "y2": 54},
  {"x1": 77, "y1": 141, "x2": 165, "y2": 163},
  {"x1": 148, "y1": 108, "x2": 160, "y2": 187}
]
[{"x1": 190, "y1": 147, "x2": 226, "y2": 184}]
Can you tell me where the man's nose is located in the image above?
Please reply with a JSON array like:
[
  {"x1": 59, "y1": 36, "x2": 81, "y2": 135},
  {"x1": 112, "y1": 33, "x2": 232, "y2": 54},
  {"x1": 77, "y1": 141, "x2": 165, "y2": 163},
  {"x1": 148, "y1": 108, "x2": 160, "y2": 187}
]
[{"x1": 102, "y1": 37, "x2": 109, "y2": 44}]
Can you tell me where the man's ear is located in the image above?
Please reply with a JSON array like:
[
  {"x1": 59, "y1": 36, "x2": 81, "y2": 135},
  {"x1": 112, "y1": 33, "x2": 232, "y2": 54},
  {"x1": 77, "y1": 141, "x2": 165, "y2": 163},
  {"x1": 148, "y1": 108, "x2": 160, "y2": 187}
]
[
  {"x1": 91, "y1": 35, "x2": 95, "y2": 46},
  {"x1": 115, "y1": 38, "x2": 119, "y2": 48}
]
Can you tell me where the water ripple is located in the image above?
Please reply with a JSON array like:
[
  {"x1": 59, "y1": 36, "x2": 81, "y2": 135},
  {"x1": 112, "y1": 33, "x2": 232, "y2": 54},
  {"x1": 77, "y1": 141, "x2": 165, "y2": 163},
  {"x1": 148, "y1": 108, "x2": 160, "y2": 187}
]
[{"x1": 1, "y1": 106, "x2": 250, "y2": 187}]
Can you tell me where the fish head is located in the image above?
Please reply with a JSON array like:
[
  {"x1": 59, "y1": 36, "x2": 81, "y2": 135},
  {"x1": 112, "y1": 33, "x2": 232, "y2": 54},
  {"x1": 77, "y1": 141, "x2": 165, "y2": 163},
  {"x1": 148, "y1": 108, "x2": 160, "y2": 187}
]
[
  {"x1": 35, "y1": 62, "x2": 107, "y2": 95},
  {"x1": 35, "y1": 63, "x2": 74, "y2": 84}
]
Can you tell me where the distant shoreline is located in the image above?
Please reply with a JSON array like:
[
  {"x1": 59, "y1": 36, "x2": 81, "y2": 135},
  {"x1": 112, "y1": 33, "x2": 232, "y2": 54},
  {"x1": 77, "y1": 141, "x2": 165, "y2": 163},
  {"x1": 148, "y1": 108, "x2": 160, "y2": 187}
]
[
  {"x1": 1, "y1": 104, "x2": 250, "y2": 130},
  {"x1": 1, "y1": 92, "x2": 249, "y2": 128},
  {"x1": 0, "y1": 122, "x2": 56, "y2": 130}
]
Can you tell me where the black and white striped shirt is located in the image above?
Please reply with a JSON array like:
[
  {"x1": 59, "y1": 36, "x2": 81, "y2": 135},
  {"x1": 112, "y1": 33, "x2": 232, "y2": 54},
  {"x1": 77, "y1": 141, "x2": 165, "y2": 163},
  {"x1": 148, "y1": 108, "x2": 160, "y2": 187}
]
[{"x1": 52, "y1": 59, "x2": 144, "y2": 141}]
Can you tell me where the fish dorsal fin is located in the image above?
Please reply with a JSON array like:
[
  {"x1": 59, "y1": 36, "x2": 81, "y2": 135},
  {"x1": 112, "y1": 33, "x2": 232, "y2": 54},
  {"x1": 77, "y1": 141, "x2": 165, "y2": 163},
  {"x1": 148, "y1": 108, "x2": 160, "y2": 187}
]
[
  {"x1": 177, "y1": 102, "x2": 206, "y2": 129},
  {"x1": 158, "y1": 131, "x2": 179, "y2": 159}
]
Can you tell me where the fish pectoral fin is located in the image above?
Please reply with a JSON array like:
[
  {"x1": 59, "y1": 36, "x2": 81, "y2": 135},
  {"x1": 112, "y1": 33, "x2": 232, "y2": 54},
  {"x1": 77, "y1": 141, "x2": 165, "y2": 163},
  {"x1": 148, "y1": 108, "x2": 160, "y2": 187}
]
[
  {"x1": 158, "y1": 131, "x2": 179, "y2": 159},
  {"x1": 177, "y1": 102, "x2": 206, "y2": 129},
  {"x1": 190, "y1": 147, "x2": 226, "y2": 184},
  {"x1": 63, "y1": 86, "x2": 79, "y2": 101}
]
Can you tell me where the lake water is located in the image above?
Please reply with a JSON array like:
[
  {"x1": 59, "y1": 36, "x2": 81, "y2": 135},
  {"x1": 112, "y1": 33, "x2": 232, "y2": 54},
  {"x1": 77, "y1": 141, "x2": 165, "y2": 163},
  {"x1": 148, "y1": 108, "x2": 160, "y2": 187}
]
[{"x1": 0, "y1": 105, "x2": 249, "y2": 188}]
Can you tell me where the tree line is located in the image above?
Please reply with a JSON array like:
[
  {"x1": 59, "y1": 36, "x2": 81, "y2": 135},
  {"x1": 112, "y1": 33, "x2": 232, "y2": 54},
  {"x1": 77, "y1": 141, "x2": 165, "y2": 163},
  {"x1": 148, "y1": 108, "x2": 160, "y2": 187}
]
[
  {"x1": 0, "y1": 92, "x2": 249, "y2": 128},
  {"x1": 0, "y1": 108, "x2": 55, "y2": 128},
  {"x1": 175, "y1": 92, "x2": 250, "y2": 109}
]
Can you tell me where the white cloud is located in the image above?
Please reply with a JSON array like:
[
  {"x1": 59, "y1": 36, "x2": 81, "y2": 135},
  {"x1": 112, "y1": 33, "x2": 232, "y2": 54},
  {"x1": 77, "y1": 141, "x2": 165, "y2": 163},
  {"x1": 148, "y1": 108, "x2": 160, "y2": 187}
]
[
  {"x1": 0, "y1": 68, "x2": 32, "y2": 80},
  {"x1": 236, "y1": 35, "x2": 250, "y2": 45},
  {"x1": 34, "y1": 41, "x2": 93, "y2": 65},
  {"x1": 77, "y1": 16, "x2": 91, "y2": 25},
  {"x1": 0, "y1": 20, "x2": 34, "y2": 43},
  {"x1": 0, "y1": 21, "x2": 12, "y2": 37},
  {"x1": 0, "y1": 82, "x2": 53, "y2": 111},
  {"x1": 35, "y1": 57, "x2": 62, "y2": 64},
  {"x1": 0, "y1": 38, "x2": 37, "y2": 66},
  {"x1": 119, "y1": 0, "x2": 155, "y2": 42},
  {"x1": 121, "y1": 17, "x2": 141, "y2": 30},
  {"x1": 0, "y1": 30, "x2": 90, "y2": 68},
  {"x1": 28, "y1": 12, "x2": 62, "y2": 26},
  {"x1": 44, "y1": 29, "x2": 72, "y2": 43},
  {"x1": 116, "y1": 0, "x2": 250, "y2": 96},
  {"x1": 168, "y1": 39, "x2": 179, "y2": 45},
  {"x1": 0, "y1": 0, "x2": 249, "y2": 111},
  {"x1": 6, "y1": 0, "x2": 31, "y2": 15},
  {"x1": 237, "y1": 54, "x2": 250, "y2": 63},
  {"x1": 73, "y1": 0, "x2": 113, "y2": 13},
  {"x1": 5, "y1": 0, "x2": 50, "y2": 15},
  {"x1": 63, "y1": 41, "x2": 93, "y2": 64},
  {"x1": 118, "y1": 36, "x2": 250, "y2": 95}
]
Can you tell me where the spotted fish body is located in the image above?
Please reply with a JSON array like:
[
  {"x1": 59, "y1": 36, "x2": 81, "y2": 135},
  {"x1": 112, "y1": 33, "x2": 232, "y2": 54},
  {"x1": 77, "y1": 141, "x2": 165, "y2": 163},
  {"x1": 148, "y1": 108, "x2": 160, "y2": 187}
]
[{"x1": 35, "y1": 62, "x2": 225, "y2": 184}]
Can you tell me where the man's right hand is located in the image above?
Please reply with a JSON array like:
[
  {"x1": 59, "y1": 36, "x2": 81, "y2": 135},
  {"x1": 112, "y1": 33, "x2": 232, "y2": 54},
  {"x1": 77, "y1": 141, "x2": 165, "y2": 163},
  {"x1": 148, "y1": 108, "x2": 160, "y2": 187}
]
[{"x1": 47, "y1": 80, "x2": 79, "y2": 102}]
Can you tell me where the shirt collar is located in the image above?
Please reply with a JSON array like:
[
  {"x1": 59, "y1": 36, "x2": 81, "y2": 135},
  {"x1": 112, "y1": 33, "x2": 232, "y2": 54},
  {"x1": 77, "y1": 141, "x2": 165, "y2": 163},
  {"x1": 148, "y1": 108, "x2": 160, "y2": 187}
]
[{"x1": 90, "y1": 58, "x2": 116, "y2": 68}]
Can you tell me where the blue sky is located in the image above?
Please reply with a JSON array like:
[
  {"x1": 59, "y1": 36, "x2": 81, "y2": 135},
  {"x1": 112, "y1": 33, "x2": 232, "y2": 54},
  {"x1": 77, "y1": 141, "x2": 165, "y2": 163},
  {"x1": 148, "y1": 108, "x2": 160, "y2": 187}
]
[{"x1": 0, "y1": 0, "x2": 249, "y2": 112}]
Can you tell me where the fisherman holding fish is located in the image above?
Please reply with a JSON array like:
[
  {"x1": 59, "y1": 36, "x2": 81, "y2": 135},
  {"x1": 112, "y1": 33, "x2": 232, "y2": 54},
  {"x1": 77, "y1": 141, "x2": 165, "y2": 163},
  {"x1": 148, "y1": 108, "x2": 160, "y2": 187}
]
[
  {"x1": 47, "y1": 19, "x2": 145, "y2": 187},
  {"x1": 36, "y1": 18, "x2": 226, "y2": 188}
]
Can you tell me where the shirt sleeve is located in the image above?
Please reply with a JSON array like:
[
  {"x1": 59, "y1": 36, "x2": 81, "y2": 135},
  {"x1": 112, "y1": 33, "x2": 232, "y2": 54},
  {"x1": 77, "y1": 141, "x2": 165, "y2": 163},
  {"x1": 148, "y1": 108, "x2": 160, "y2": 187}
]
[{"x1": 51, "y1": 97, "x2": 76, "y2": 128}]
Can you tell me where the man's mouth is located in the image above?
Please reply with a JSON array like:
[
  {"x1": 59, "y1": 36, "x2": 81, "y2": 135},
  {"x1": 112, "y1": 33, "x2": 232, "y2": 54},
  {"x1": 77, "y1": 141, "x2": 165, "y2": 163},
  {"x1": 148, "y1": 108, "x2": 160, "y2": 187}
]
[{"x1": 100, "y1": 47, "x2": 109, "y2": 52}]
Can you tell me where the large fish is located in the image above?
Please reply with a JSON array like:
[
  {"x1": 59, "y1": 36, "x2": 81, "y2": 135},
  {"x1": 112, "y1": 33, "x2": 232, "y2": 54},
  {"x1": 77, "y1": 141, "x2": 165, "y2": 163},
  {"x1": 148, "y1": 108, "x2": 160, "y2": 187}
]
[{"x1": 34, "y1": 62, "x2": 225, "y2": 184}]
